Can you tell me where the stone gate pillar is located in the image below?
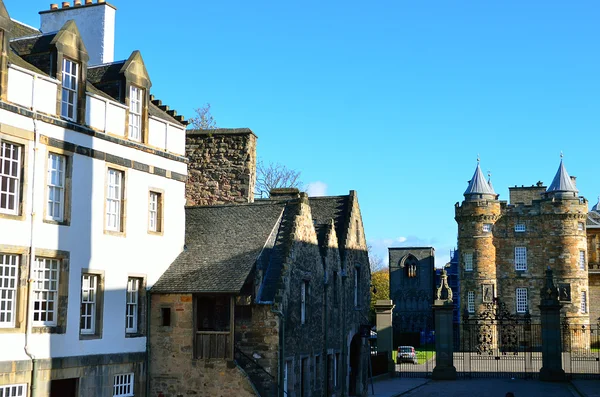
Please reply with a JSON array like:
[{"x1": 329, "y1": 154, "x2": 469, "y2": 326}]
[
  {"x1": 432, "y1": 270, "x2": 457, "y2": 380},
  {"x1": 375, "y1": 300, "x2": 395, "y2": 374},
  {"x1": 539, "y1": 267, "x2": 566, "y2": 382}
]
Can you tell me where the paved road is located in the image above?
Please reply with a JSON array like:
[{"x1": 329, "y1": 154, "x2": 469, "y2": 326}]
[{"x1": 399, "y1": 379, "x2": 579, "y2": 397}]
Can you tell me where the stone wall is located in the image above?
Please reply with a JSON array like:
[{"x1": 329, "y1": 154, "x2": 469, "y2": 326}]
[
  {"x1": 508, "y1": 185, "x2": 546, "y2": 205},
  {"x1": 149, "y1": 293, "x2": 256, "y2": 397},
  {"x1": 185, "y1": 129, "x2": 257, "y2": 206}
]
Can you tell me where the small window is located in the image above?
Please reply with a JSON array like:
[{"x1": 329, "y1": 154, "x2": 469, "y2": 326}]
[
  {"x1": 334, "y1": 353, "x2": 340, "y2": 388},
  {"x1": 0, "y1": 384, "x2": 26, "y2": 396},
  {"x1": 126, "y1": 278, "x2": 140, "y2": 333},
  {"x1": 467, "y1": 291, "x2": 475, "y2": 313},
  {"x1": 354, "y1": 267, "x2": 361, "y2": 307},
  {"x1": 106, "y1": 168, "x2": 124, "y2": 232},
  {"x1": 332, "y1": 271, "x2": 338, "y2": 306},
  {"x1": 32, "y1": 258, "x2": 60, "y2": 326},
  {"x1": 581, "y1": 291, "x2": 587, "y2": 313},
  {"x1": 0, "y1": 141, "x2": 22, "y2": 215},
  {"x1": 148, "y1": 191, "x2": 163, "y2": 233},
  {"x1": 129, "y1": 86, "x2": 143, "y2": 141},
  {"x1": 0, "y1": 254, "x2": 18, "y2": 328},
  {"x1": 483, "y1": 223, "x2": 492, "y2": 232},
  {"x1": 113, "y1": 373, "x2": 134, "y2": 397},
  {"x1": 315, "y1": 355, "x2": 320, "y2": 388},
  {"x1": 301, "y1": 281, "x2": 308, "y2": 325},
  {"x1": 578, "y1": 222, "x2": 585, "y2": 231},
  {"x1": 516, "y1": 288, "x2": 528, "y2": 313},
  {"x1": 161, "y1": 307, "x2": 171, "y2": 327},
  {"x1": 515, "y1": 223, "x2": 526, "y2": 232},
  {"x1": 61, "y1": 58, "x2": 78, "y2": 120},
  {"x1": 80, "y1": 274, "x2": 98, "y2": 335},
  {"x1": 579, "y1": 251, "x2": 586, "y2": 271},
  {"x1": 464, "y1": 253, "x2": 473, "y2": 272},
  {"x1": 515, "y1": 247, "x2": 527, "y2": 271},
  {"x1": 47, "y1": 153, "x2": 66, "y2": 222}
]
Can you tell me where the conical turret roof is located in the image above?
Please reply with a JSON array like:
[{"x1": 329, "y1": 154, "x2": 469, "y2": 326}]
[
  {"x1": 546, "y1": 159, "x2": 577, "y2": 197},
  {"x1": 592, "y1": 197, "x2": 600, "y2": 212},
  {"x1": 464, "y1": 162, "x2": 496, "y2": 200}
]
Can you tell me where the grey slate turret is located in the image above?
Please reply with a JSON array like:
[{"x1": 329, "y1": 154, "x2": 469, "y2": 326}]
[
  {"x1": 546, "y1": 159, "x2": 578, "y2": 199},
  {"x1": 592, "y1": 197, "x2": 600, "y2": 213},
  {"x1": 464, "y1": 162, "x2": 497, "y2": 201}
]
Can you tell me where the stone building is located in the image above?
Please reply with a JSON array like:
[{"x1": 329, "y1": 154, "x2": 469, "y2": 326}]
[
  {"x1": 455, "y1": 160, "x2": 589, "y2": 327},
  {"x1": 0, "y1": 1, "x2": 187, "y2": 396},
  {"x1": 585, "y1": 200, "x2": 600, "y2": 325},
  {"x1": 388, "y1": 247, "x2": 435, "y2": 347},
  {"x1": 150, "y1": 185, "x2": 372, "y2": 396}
]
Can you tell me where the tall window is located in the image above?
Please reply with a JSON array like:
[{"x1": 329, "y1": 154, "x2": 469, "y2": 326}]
[
  {"x1": 129, "y1": 86, "x2": 143, "y2": 141},
  {"x1": 0, "y1": 384, "x2": 26, "y2": 397},
  {"x1": 515, "y1": 247, "x2": 527, "y2": 271},
  {"x1": 61, "y1": 58, "x2": 78, "y2": 120},
  {"x1": 106, "y1": 169, "x2": 124, "y2": 232},
  {"x1": 0, "y1": 141, "x2": 21, "y2": 215},
  {"x1": 579, "y1": 251, "x2": 586, "y2": 271},
  {"x1": 80, "y1": 274, "x2": 97, "y2": 334},
  {"x1": 126, "y1": 278, "x2": 139, "y2": 333},
  {"x1": 47, "y1": 153, "x2": 66, "y2": 221},
  {"x1": 354, "y1": 267, "x2": 361, "y2": 307},
  {"x1": 149, "y1": 191, "x2": 162, "y2": 232},
  {"x1": 32, "y1": 258, "x2": 59, "y2": 325},
  {"x1": 467, "y1": 291, "x2": 475, "y2": 313},
  {"x1": 0, "y1": 254, "x2": 18, "y2": 327},
  {"x1": 581, "y1": 291, "x2": 587, "y2": 313},
  {"x1": 464, "y1": 253, "x2": 473, "y2": 272},
  {"x1": 300, "y1": 281, "x2": 308, "y2": 325},
  {"x1": 516, "y1": 288, "x2": 528, "y2": 313},
  {"x1": 113, "y1": 373, "x2": 134, "y2": 397}
]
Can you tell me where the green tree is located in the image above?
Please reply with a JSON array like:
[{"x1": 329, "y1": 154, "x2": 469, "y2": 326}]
[{"x1": 370, "y1": 268, "x2": 390, "y2": 324}]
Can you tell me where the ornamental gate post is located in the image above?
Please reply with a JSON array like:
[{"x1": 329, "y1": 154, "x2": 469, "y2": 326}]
[
  {"x1": 432, "y1": 270, "x2": 457, "y2": 380},
  {"x1": 539, "y1": 267, "x2": 566, "y2": 382}
]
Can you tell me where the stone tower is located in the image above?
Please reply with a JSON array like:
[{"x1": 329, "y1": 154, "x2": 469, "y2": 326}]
[{"x1": 455, "y1": 159, "x2": 590, "y2": 328}]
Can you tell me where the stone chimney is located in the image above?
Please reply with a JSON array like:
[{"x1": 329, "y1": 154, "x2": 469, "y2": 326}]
[
  {"x1": 269, "y1": 188, "x2": 301, "y2": 200},
  {"x1": 39, "y1": 0, "x2": 116, "y2": 65}
]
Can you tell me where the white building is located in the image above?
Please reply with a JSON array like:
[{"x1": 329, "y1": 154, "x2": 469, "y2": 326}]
[{"x1": 0, "y1": 1, "x2": 187, "y2": 396}]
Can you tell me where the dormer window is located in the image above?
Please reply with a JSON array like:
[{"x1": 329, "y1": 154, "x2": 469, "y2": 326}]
[
  {"x1": 129, "y1": 86, "x2": 143, "y2": 141},
  {"x1": 61, "y1": 58, "x2": 78, "y2": 121}
]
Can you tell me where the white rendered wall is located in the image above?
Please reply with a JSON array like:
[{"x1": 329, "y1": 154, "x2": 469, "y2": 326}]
[
  {"x1": 7, "y1": 66, "x2": 58, "y2": 115},
  {"x1": 0, "y1": 105, "x2": 186, "y2": 361},
  {"x1": 148, "y1": 117, "x2": 167, "y2": 151},
  {"x1": 40, "y1": 4, "x2": 116, "y2": 66}
]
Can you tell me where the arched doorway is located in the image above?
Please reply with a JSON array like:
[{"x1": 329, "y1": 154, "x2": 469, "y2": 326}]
[{"x1": 349, "y1": 333, "x2": 362, "y2": 396}]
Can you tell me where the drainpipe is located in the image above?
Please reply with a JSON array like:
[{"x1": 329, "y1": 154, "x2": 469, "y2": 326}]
[
  {"x1": 145, "y1": 291, "x2": 151, "y2": 396},
  {"x1": 24, "y1": 75, "x2": 40, "y2": 397},
  {"x1": 271, "y1": 308, "x2": 284, "y2": 397}
]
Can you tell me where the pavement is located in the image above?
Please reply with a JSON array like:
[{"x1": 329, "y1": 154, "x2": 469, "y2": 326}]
[{"x1": 368, "y1": 376, "x2": 600, "y2": 397}]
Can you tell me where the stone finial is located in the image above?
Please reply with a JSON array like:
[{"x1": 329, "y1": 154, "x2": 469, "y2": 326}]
[
  {"x1": 435, "y1": 269, "x2": 453, "y2": 304},
  {"x1": 541, "y1": 267, "x2": 559, "y2": 305}
]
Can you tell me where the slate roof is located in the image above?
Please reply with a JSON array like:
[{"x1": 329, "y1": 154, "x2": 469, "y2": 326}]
[
  {"x1": 152, "y1": 202, "x2": 286, "y2": 293},
  {"x1": 10, "y1": 19, "x2": 40, "y2": 39},
  {"x1": 309, "y1": 196, "x2": 350, "y2": 243},
  {"x1": 464, "y1": 163, "x2": 496, "y2": 197},
  {"x1": 10, "y1": 33, "x2": 55, "y2": 56},
  {"x1": 87, "y1": 61, "x2": 125, "y2": 84},
  {"x1": 8, "y1": 50, "x2": 46, "y2": 75},
  {"x1": 592, "y1": 197, "x2": 600, "y2": 213},
  {"x1": 547, "y1": 160, "x2": 577, "y2": 194}
]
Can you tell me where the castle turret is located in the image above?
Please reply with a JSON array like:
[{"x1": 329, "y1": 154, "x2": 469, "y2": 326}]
[{"x1": 455, "y1": 161, "x2": 501, "y2": 318}]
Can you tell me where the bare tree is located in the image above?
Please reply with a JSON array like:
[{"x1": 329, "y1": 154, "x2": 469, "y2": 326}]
[
  {"x1": 255, "y1": 160, "x2": 303, "y2": 198},
  {"x1": 368, "y1": 244, "x2": 386, "y2": 273},
  {"x1": 190, "y1": 103, "x2": 217, "y2": 130}
]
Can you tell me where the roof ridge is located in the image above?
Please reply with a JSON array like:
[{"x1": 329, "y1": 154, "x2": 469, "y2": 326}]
[
  {"x1": 10, "y1": 18, "x2": 40, "y2": 32},
  {"x1": 185, "y1": 201, "x2": 287, "y2": 209}
]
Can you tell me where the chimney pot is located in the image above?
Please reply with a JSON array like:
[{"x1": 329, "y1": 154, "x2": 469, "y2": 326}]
[
  {"x1": 62, "y1": 2, "x2": 70, "y2": 8},
  {"x1": 85, "y1": 0, "x2": 93, "y2": 3},
  {"x1": 74, "y1": 0, "x2": 82, "y2": 5},
  {"x1": 97, "y1": 0, "x2": 105, "y2": 3},
  {"x1": 50, "y1": 3, "x2": 59, "y2": 9}
]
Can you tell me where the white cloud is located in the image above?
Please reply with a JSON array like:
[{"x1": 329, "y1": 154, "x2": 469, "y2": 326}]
[{"x1": 306, "y1": 181, "x2": 328, "y2": 197}]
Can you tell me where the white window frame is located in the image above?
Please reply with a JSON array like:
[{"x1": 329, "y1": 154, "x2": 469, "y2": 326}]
[
  {"x1": 149, "y1": 191, "x2": 160, "y2": 232},
  {"x1": 47, "y1": 153, "x2": 66, "y2": 222},
  {"x1": 482, "y1": 223, "x2": 492, "y2": 232},
  {"x1": 0, "y1": 141, "x2": 21, "y2": 215},
  {"x1": 126, "y1": 278, "x2": 139, "y2": 333},
  {"x1": 464, "y1": 252, "x2": 473, "y2": 272},
  {"x1": 516, "y1": 288, "x2": 528, "y2": 313},
  {"x1": 578, "y1": 222, "x2": 585, "y2": 231},
  {"x1": 515, "y1": 223, "x2": 526, "y2": 232},
  {"x1": 32, "y1": 258, "x2": 59, "y2": 326},
  {"x1": 467, "y1": 291, "x2": 475, "y2": 313},
  {"x1": 80, "y1": 274, "x2": 97, "y2": 335},
  {"x1": 0, "y1": 384, "x2": 27, "y2": 396},
  {"x1": 0, "y1": 254, "x2": 18, "y2": 328},
  {"x1": 300, "y1": 281, "x2": 307, "y2": 325},
  {"x1": 61, "y1": 58, "x2": 78, "y2": 121},
  {"x1": 579, "y1": 250, "x2": 586, "y2": 271},
  {"x1": 581, "y1": 291, "x2": 587, "y2": 313},
  {"x1": 128, "y1": 86, "x2": 143, "y2": 141},
  {"x1": 515, "y1": 247, "x2": 527, "y2": 271},
  {"x1": 113, "y1": 373, "x2": 134, "y2": 397},
  {"x1": 106, "y1": 168, "x2": 123, "y2": 231}
]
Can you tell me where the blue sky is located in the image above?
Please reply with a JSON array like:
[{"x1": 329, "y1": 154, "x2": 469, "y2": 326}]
[{"x1": 7, "y1": 0, "x2": 600, "y2": 267}]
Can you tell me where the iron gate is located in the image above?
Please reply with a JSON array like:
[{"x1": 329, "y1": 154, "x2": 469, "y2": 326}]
[{"x1": 562, "y1": 322, "x2": 600, "y2": 379}]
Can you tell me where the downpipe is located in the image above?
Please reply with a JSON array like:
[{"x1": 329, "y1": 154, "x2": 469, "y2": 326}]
[{"x1": 271, "y1": 308, "x2": 284, "y2": 397}]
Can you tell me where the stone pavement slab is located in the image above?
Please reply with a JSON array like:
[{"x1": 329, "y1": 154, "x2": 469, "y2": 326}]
[
  {"x1": 571, "y1": 380, "x2": 600, "y2": 397},
  {"x1": 368, "y1": 377, "x2": 429, "y2": 397}
]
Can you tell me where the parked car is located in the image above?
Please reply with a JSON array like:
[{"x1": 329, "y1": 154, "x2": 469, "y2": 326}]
[{"x1": 397, "y1": 346, "x2": 418, "y2": 364}]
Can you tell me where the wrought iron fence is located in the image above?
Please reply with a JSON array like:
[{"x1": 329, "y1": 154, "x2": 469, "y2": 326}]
[{"x1": 562, "y1": 323, "x2": 600, "y2": 379}]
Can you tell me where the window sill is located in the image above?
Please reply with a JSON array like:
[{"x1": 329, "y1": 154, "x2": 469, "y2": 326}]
[
  {"x1": 0, "y1": 325, "x2": 25, "y2": 334},
  {"x1": 125, "y1": 332, "x2": 145, "y2": 338},
  {"x1": 32, "y1": 325, "x2": 64, "y2": 334},
  {"x1": 44, "y1": 218, "x2": 71, "y2": 227},
  {"x1": 0, "y1": 212, "x2": 26, "y2": 221},
  {"x1": 147, "y1": 230, "x2": 164, "y2": 236},
  {"x1": 79, "y1": 333, "x2": 102, "y2": 340},
  {"x1": 104, "y1": 229, "x2": 126, "y2": 237}
]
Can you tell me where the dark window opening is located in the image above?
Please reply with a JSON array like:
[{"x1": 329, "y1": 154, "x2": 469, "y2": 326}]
[
  {"x1": 161, "y1": 307, "x2": 171, "y2": 327},
  {"x1": 196, "y1": 295, "x2": 230, "y2": 331}
]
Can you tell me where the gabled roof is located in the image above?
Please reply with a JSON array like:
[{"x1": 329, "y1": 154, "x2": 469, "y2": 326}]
[
  {"x1": 309, "y1": 195, "x2": 350, "y2": 249},
  {"x1": 9, "y1": 19, "x2": 40, "y2": 39},
  {"x1": 546, "y1": 160, "x2": 577, "y2": 195},
  {"x1": 151, "y1": 202, "x2": 286, "y2": 293},
  {"x1": 464, "y1": 162, "x2": 496, "y2": 198},
  {"x1": 87, "y1": 60, "x2": 125, "y2": 84}
]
